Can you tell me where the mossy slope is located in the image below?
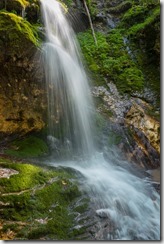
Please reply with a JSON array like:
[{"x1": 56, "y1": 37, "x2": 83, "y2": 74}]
[
  {"x1": 5, "y1": 135, "x2": 48, "y2": 158},
  {"x1": 78, "y1": 30, "x2": 144, "y2": 94},
  {"x1": 0, "y1": 158, "x2": 83, "y2": 240},
  {"x1": 77, "y1": 0, "x2": 160, "y2": 104}
]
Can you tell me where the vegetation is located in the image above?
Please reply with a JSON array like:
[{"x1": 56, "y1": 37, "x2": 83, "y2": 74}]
[
  {"x1": 120, "y1": 2, "x2": 160, "y2": 106},
  {"x1": 122, "y1": 5, "x2": 160, "y2": 38},
  {"x1": 78, "y1": 30, "x2": 144, "y2": 94},
  {"x1": 14, "y1": 0, "x2": 29, "y2": 8},
  {"x1": 0, "y1": 158, "x2": 86, "y2": 240},
  {"x1": 0, "y1": 11, "x2": 39, "y2": 47},
  {"x1": 77, "y1": 0, "x2": 159, "y2": 105},
  {"x1": 5, "y1": 136, "x2": 48, "y2": 158},
  {"x1": 107, "y1": 1, "x2": 132, "y2": 14},
  {"x1": 62, "y1": 0, "x2": 73, "y2": 8},
  {"x1": 85, "y1": 0, "x2": 98, "y2": 19},
  {"x1": 0, "y1": 0, "x2": 160, "y2": 240}
]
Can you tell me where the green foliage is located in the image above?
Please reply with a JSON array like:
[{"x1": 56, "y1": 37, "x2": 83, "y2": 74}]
[
  {"x1": 77, "y1": 0, "x2": 159, "y2": 102},
  {"x1": 118, "y1": 2, "x2": 160, "y2": 107},
  {"x1": 86, "y1": 0, "x2": 98, "y2": 19},
  {"x1": 5, "y1": 136, "x2": 48, "y2": 158},
  {"x1": 127, "y1": 6, "x2": 160, "y2": 37},
  {"x1": 78, "y1": 30, "x2": 144, "y2": 94},
  {"x1": 121, "y1": 5, "x2": 149, "y2": 26}
]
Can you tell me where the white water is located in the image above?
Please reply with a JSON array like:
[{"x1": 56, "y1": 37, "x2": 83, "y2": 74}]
[
  {"x1": 40, "y1": 0, "x2": 160, "y2": 240},
  {"x1": 47, "y1": 152, "x2": 160, "y2": 240},
  {"x1": 41, "y1": 0, "x2": 94, "y2": 156}
]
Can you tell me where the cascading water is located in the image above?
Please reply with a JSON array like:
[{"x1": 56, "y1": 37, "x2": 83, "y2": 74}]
[
  {"x1": 41, "y1": 0, "x2": 94, "y2": 156},
  {"x1": 40, "y1": 0, "x2": 160, "y2": 240}
]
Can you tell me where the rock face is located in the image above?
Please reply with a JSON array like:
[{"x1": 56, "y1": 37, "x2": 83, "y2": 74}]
[
  {"x1": 92, "y1": 82, "x2": 160, "y2": 169},
  {"x1": 125, "y1": 99, "x2": 160, "y2": 154},
  {"x1": 92, "y1": 82, "x2": 131, "y2": 124},
  {"x1": 0, "y1": 10, "x2": 46, "y2": 141},
  {"x1": 125, "y1": 98, "x2": 160, "y2": 168}
]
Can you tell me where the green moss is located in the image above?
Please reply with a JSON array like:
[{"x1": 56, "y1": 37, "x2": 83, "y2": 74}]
[
  {"x1": 0, "y1": 159, "x2": 83, "y2": 240},
  {"x1": 14, "y1": 0, "x2": 29, "y2": 8},
  {"x1": 119, "y1": 2, "x2": 159, "y2": 106},
  {"x1": 0, "y1": 11, "x2": 39, "y2": 47},
  {"x1": 5, "y1": 136, "x2": 48, "y2": 158},
  {"x1": 74, "y1": 202, "x2": 88, "y2": 214},
  {"x1": 127, "y1": 6, "x2": 160, "y2": 37},
  {"x1": 121, "y1": 5, "x2": 148, "y2": 26},
  {"x1": 70, "y1": 226, "x2": 87, "y2": 239},
  {"x1": 0, "y1": 162, "x2": 52, "y2": 193},
  {"x1": 85, "y1": 0, "x2": 98, "y2": 19},
  {"x1": 108, "y1": 1, "x2": 132, "y2": 14},
  {"x1": 2, "y1": 223, "x2": 19, "y2": 232},
  {"x1": 78, "y1": 30, "x2": 144, "y2": 94}
]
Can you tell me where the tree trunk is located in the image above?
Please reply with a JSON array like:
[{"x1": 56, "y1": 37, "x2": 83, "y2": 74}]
[{"x1": 83, "y1": 0, "x2": 97, "y2": 46}]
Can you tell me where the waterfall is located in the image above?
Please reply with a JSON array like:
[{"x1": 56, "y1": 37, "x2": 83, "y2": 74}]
[
  {"x1": 40, "y1": 0, "x2": 94, "y2": 157},
  {"x1": 40, "y1": 0, "x2": 160, "y2": 240}
]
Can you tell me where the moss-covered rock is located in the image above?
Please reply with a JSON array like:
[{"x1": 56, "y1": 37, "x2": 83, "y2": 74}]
[
  {"x1": 0, "y1": 0, "x2": 29, "y2": 15},
  {"x1": 0, "y1": 0, "x2": 41, "y2": 24},
  {"x1": 0, "y1": 10, "x2": 46, "y2": 140},
  {"x1": 107, "y1": 1, "x2": 132, "y2": 14},
  {"x1": 0, "y1": 11, "x2": 39, "y2": 53},
  {"x1": 5, "y1": 135, "x2": 49, "y2": 158},
  {"x1": 0, "y1": 158, "x2": 84, "y2": 240}
]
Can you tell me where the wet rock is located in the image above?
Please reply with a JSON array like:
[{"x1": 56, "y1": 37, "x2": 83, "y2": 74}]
[
  {"x1": 125, "y1": 99, "x2": 160, "y2": 155},
  {"x1": 106, "y1": 15, "x2": 116, "y2": 28},
  {"x1": 132, "y1": 87, "x2": 159, "y2": 108},
  {"x1": 0, "y1": 167, "x2": 19, "y2": 178},
  {"x1": 92, "y1": 82, "x2": 131, "y2": 124},
  {"x1": 93, "y1": 83, "x2": 160, "y2": 170}
]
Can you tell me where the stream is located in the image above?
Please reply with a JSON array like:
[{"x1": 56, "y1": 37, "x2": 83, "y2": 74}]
[{"x1": 42, "y1": 150, "x2": 160, "y2": 240}]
